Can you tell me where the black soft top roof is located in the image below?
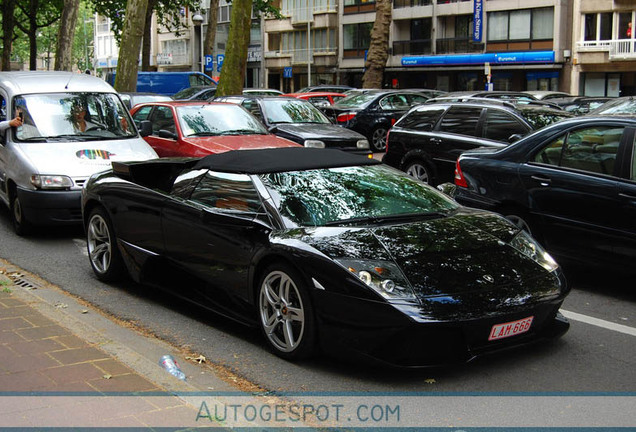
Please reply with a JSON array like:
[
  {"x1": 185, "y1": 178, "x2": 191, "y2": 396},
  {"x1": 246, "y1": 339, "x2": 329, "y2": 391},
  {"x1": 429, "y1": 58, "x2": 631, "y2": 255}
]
[{"x1": 192, "y1": 148, "x2": 380, "y2": 174}]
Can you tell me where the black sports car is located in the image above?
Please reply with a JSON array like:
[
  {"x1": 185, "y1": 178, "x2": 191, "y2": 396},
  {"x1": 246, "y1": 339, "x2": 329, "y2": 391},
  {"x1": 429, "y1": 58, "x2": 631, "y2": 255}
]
[{"x1": 82, "y1": 148, "x2": 569, "y2": 367}]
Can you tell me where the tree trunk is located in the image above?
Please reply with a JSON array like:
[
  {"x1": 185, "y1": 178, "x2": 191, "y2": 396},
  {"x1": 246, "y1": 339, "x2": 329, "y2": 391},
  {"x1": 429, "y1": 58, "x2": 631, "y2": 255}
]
[
  {"x1": 214, "y1": 0, "x2": 251, "y2": 96},
  {"x1": 203, "y1": 0, "x2": 219, "y2": 59},
  {"x1": 28, "y1": 0, "x2": 38, "y2": 70},
  {"x1": 2, "y1": 0, "x2": 17, "y2": 70},
  {"x1": 362, "y1": 0, "x2": 392, "y2": 89},
  {"x1": 114, "y1": 0, "x2": 149, "y2": 92},
  {"x1": 141, "y1": 0, "x2": 157, "y2": 71},
  {"x1": 54, "y1": 0, "x2": 80, "y2": 71}
]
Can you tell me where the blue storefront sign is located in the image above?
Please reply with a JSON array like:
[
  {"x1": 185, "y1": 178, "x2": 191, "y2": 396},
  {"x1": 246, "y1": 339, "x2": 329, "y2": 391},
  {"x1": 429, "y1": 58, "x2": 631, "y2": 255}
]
[
  {"x1": 473, "y1": 0, "x2": 483, "y2": 42},
  {"x1": 283, "y1": 67, "x2": 293, "y2": 78},
  {"x1": 401, "y1": 51, "x2": 555, "y2": 67}
]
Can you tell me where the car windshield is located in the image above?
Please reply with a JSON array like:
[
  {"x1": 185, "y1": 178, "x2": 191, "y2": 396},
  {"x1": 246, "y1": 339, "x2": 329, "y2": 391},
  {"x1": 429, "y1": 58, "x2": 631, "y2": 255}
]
[
  {"x1": 589, "y1": 97, "x2": 636, "y2": 115},
  {"x1": 14, "y1": 92, "x2": 136, "y2": 142},
  {"x1": 519, "y1": 109, "x2": 573, "y2": 129},
  {"x1": 333, "y1": 93, "x2": 379, "y2": 108},
  {"x1": 260, "y1": 164, "x2": 458, "y2": 227},
  {"x1": 177, "y1": 104, "x2": 269, "y2": 137},
  {"x1": 262, "y1": 99, "x2": 331, "y2": 124}
]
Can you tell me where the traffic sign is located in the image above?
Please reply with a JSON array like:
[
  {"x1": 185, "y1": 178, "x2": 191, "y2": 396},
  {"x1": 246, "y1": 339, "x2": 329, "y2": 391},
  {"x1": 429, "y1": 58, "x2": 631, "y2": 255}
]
[
  {"x1": 217, "y1": 54, "x2": 225, "y2": 73},
  {"x1": 204, "y1": 55, "x2": 214, "y2": 71},
  {"x1": 283, "y1": 67, "x2": 292, "y2": 79}
]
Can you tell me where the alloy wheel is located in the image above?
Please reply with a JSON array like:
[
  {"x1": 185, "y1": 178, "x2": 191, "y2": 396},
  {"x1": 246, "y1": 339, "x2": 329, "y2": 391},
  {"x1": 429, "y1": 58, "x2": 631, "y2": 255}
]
[
  {"x1": 87, "y1": 214, "x2": 112, "y2": 275},
  {"x1": 259, "y1": 270, "x2": 306, "y2": 353}
]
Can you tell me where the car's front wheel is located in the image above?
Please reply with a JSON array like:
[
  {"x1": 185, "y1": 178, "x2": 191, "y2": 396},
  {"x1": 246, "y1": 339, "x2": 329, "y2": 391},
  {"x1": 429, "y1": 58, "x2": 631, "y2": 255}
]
[
  {"x1": 370, "y1": 126, "x2": 388, "y2": 152},
  {"x1": 404, "y1": 160, "x2": 432, "y2": 184},
  {"x1": 10, "y1": 190, "x2": 31, "y2": 236},
  {"x1": 86, "y1": 207, "x2": 125, "y2": 282},
  {"x1": 258, "y1": 264, "x2": 316, "y2": 360}
]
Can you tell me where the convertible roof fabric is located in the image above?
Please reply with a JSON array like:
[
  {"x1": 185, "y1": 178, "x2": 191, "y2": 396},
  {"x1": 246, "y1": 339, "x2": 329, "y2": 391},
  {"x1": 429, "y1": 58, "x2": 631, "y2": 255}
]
[{"x1": 192, "y1": 148, "x2": 380, "y2": 174}]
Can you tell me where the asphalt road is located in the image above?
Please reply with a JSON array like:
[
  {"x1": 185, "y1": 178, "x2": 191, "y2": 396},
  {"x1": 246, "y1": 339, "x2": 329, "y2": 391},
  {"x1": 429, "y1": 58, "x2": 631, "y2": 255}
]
[{"x1": 0, "y1": 205, "x2": 634, "y2": 393}]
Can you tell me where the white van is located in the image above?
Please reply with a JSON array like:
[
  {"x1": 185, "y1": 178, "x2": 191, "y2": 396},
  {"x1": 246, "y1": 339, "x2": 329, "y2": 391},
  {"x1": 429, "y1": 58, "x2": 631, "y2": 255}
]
[{"x1": 0, "y1": 71, "x2": 158, "y2": 235}]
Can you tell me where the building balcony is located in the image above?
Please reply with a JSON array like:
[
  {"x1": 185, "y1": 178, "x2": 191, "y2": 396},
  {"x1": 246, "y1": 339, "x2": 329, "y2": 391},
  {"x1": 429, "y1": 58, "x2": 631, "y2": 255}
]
[
  {"x1": 264, "y1": 48, "x2": 337, "y2": 68},
  {"x1": 576, "y1": 39, "x2": 636, "y2": 60},
  {"x1": 393, "y1": 39, "x2": 432, "y2": 56},
  {"x1": 436, "y1": 37, "x2": 484, "y2": 54},
  {"x1": 393, "y1": 0, "x2": 432, "y2": 8}
]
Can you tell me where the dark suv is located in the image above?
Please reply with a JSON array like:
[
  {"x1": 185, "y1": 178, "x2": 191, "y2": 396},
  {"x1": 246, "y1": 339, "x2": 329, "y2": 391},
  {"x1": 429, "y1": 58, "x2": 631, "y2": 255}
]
[{"x1": 382, "y1": 99, "x2": 572, "y2": 185}]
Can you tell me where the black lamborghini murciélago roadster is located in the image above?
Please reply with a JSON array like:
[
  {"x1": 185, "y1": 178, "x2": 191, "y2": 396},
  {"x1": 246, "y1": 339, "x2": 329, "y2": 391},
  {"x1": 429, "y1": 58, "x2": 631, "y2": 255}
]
[{"x1": 82, "y1": 147, "x2": 570, "y2": 367}]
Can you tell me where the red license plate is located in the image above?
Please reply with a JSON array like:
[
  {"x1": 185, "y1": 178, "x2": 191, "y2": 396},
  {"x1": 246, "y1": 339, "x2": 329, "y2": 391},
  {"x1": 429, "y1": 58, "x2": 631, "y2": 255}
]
[{"x1": 488, "y1": 316, "x2": 534, "y2": 341}]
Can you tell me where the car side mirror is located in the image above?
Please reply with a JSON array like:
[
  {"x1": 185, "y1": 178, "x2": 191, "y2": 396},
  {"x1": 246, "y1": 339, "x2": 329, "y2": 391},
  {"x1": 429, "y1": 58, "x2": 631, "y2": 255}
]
[
  {"x1": 508, "y1": 134, "x2": 523, "y2": 143},
  {"x1": 158, "y1": 129, "x2": 177, "y2": 140},
  {"x1": 139, "y1": 120, "x2": 153, "y2": 137},
  {"x1": 436, "y1": 182, "x2": 457, "y2": 198}
]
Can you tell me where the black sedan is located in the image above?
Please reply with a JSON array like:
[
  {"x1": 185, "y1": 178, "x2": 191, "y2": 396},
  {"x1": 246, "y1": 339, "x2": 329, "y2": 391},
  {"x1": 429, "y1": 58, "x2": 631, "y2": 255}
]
[
  {"x1": 322, "y1": 90, "x2": 430, "y2": 151},
  {"x1": 453, "y1": 116, "x2": 636, "y2": 272},
  {"x1": 82, "y1": 148, "x2": 569, "y2": 367},
  {"x1": 213, "y1": 95, "x2": 371, "y2": 155}
]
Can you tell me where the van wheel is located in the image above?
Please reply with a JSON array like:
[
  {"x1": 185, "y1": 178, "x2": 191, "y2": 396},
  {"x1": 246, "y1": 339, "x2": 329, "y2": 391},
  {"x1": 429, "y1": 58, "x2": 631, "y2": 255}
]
[{"x1": 10, "y1": 193, "x2": 31, "y2": 236}]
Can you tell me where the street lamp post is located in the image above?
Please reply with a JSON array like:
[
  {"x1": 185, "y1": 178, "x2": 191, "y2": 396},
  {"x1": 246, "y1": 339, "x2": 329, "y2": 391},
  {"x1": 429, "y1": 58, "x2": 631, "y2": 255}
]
[{"x1": 192, "y1": 13, "x2": 204, "y2": 73}]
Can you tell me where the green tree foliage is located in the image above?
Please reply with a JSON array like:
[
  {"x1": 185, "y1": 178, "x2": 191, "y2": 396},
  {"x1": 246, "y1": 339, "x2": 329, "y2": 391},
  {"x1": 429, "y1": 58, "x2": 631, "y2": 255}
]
[{"x1": 14, "y1": 0, "x2": 64, "y2": 70}]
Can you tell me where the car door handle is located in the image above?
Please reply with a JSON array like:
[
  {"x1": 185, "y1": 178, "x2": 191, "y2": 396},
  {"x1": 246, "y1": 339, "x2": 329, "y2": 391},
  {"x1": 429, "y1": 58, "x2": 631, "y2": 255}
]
[
  {"x1": 531, "y1": 175, "x2": 551, "y2": 187},
  {"x1": 619, "y1": 192, "x2": 636, "y2": 200}
]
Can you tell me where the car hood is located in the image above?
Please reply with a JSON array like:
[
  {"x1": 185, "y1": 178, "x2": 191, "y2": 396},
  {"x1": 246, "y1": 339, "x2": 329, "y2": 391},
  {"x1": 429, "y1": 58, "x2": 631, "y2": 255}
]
[
  {"x1": 293, "y1": 211, "x2": 564, "y2": 319},
  {"x1": 273, "y1": 123, "x2": 365, "y2": 140},
  {"x1": 16, "y1": 138, "x2": 158, "y2": 178},
  {"x1": 181, "y1": 134, "x2": 299, "y2": 156}
]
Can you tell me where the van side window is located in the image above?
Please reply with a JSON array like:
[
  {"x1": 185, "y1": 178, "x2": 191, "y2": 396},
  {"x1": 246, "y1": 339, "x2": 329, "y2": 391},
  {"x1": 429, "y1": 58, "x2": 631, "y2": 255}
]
[{"x1": 0, "y1": 96, "x2": 6, "y2": 122}]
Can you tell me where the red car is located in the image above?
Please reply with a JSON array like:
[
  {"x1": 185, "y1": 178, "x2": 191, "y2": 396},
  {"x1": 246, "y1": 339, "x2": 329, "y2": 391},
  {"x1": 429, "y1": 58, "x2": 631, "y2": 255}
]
[
  {"x1": 130, "y1": 101, "x2": 300, "y2": 157},
  {"x1": 284, "y1": 92, "x2": 347, "y2": 108}
]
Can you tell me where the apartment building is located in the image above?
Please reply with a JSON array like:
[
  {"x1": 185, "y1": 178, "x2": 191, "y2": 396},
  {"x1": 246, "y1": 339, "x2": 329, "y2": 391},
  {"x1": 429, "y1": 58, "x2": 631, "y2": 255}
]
[
  {"x1": 335, "y1": 0, "x2": 573, "y2": 92},
  {"x1": 572, "y1": 0, "x2": 636, "y2": 96}
]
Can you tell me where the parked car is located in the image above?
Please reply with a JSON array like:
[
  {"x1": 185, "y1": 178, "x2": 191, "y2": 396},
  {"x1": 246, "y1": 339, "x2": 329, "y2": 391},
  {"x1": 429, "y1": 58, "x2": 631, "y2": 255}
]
[
  {"x1": 284, "y1": 92, "x2": 347, "y2": 107},
  {"x1": 523, "y1": 90, "x2": 572, "y2": 100},
  {"x1": 106, "y1": 71, "x2": 216, "y2": 96},
  {"x1": 172, "y1": 85, "x2": 217, "y2": 101},
  {"x1": 82, "y1": 147, "x2": 570, "y2": 366},
  {"x1": 119, "y1": 92, "x2": 173, "y2": 110},
  {"x1": 323, "y1": 90, "x2": 430, "y2": 151},
  {"x1": 383, "y1": 99, "x2": 572, "y2": 185},
  {"x1": 242, "y1": 88, "x2": 284, "y2": 96},
  {"x1": 213, "y1": 95, "x2": 371, "y2": 155},
  {"x1": 0, "y1": 71, "x2": 158, "y2": 235},
  {"x1": 129, "y1": 101, "x2": 300, "y2": 157},
  {"x1": 452, "y1": 116, "x2": 636, "y2": 271},
  {"x1": 438, "y1": 91, "x2": 539, "y2": 103},
  {"x1": 548, "y1": 96, "x2": 613, "y2": 115},
  {"x1": 297, "y1": 84, "x2": 355, "y2": 93},
  {"x1": 588, "y1": 96, "x2": 636, "y2": 115}
]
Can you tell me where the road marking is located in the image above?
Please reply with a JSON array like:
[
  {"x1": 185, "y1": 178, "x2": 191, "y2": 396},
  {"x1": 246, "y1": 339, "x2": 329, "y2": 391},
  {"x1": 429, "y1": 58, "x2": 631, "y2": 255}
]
[{"x1": 561, "y1": 309, "x2": 636, "y2": 337}]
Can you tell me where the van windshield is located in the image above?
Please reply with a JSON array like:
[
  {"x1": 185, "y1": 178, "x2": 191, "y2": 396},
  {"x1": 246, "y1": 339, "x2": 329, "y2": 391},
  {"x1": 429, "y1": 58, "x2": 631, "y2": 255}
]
[{"x1": 14, "y1": 93, "x2": 137, "y2": 142}]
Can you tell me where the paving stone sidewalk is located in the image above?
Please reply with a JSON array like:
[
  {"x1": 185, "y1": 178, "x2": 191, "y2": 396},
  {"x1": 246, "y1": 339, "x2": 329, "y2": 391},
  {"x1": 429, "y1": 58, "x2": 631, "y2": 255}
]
[{"x1": 0, "y1": 272, "x2": 204, "y2": 429}]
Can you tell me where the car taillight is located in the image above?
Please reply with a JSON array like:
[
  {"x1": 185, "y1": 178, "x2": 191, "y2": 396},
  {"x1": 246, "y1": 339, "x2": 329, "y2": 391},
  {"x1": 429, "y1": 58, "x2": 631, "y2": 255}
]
[
  {"x1": 337, "y1": 112, "x2": 356, "y2": 123},
  {"x1": 454, "y1": 159, "x2": 468, "y2": 188}
]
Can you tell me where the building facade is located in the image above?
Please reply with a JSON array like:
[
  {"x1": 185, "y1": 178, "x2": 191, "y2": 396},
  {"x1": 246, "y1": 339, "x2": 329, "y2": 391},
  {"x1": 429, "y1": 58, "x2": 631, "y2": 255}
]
[{"x1": 572, "y1": 0, "x2": 636, "y2": 96}]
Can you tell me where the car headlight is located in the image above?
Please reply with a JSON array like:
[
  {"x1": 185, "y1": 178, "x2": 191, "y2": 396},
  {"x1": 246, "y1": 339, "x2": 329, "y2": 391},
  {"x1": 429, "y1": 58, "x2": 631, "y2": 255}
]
[
  {"x1": 510, "y1": 230, "x2": 559, "y2": 272},
  {"x1": 335, "y1": 258, "x2": 416, "y2": 301},
  {"x1": 356, "y1": 139, "x2": 369, "y2": 149},
  {"x1": 31, "y1": 175, "x2": 74, "y2": 190},
  {"x1": 304, "y1": 140, "x2": 325, "y2": 148}
]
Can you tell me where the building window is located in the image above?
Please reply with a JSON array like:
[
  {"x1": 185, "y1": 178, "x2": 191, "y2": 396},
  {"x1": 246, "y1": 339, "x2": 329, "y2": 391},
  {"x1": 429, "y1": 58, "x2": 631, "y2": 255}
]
[
  {"x1": 487, "y1": 7, "x2": 553, "y2": 42},
  {"x1": 343, "y1": 23, "x2": 372, "y2": 57},
  {"x1": 584, "y1": 13, "x2": 612, "y2": 41}
]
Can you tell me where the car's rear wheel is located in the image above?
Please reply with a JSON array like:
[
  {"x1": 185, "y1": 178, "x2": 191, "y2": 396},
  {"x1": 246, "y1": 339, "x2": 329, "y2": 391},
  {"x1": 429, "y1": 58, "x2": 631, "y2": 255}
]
[
  {"x1": 404, "y1": 160, "x2": 432, "y2": 184},
  {"x1": 370, "y1": 126, "x2": 388, "y2": 152},
  {"x1": 87, "y1": 207, "x2": 125, "y2": 282},
  {"x1": 258, "y1": 264, "x2": 316, "y2": 360},
  {"x1": 10, "y1": 191, "x2": 31, "y2": 236}
]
